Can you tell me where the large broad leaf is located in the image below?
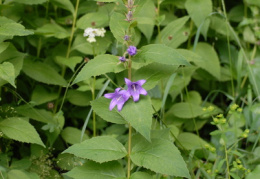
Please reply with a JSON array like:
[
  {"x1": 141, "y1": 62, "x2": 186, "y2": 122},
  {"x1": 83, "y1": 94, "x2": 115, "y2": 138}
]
[
  {"x1": 66, "y1": 89, "x2": 92, "y2": 106},
  {"x1": 133, "y1": 63, "x2": 178, "y2": 90},
  {"x1": 91, "y1": 97, "x2": 126, "y2": 124},
  {"x1": 72, "y1": 54, "x2": 125, "y2": 84},
  {"x1": 55, "y1": 56, "x2": 82, "y2": 72},
  {"x1": 134, "y1": 44, "x2": 190, "y2": 66},
  {"x1": 120, "y1": 96, "x2": 153, "y2": 141},
  {"x1": 12, "y1": 0, "x2": 47, "y2": 4},
  {"x1": 0, "y1": 118, "x2": 45, "y2": 147},
  {"x1": 177, "y1": 132, "x2": 208, "y2": 150},
  {"x1": 61, "y1": 127, "x2": 88, "y2": 145},
  {"x1": 185, "y1": 0, "x2": 212, "y2": 38},
  {"x1": 64, "y1": 161, "x2": 125, "y2": 179},
  {"x1": 168, "y1": 102, "x2": 204, "y2": 119},
  {"x1": 131, "y1": 137, "x2": 190, "y2": 178},
  {"x1": 63, "y1": 136, "x2": 127, "y2": 163},
  {"x1": 50, "y1": 0, "x2": 74, "y2": 14},
  {"x1": 193, "y1": 42, "x2": 221, "y2": 80},
  {"x1": 31, "y1": 86, "x2": 58, "y2": 105},
  {"x1": 22, "y1": 58, "x2": 67, "y2": 86},
  {"x1": 109, "y1": 12, "x2": 129, "y2": 43},
  {"x1": 77, "y1": 11, "x2": 109, "y2": 29},
  {"x1": 34, "y1": 23, "x2": 70, "y2": 39},
  {"x1": 0, "y1": 17, "x2": 33, "y2": 37},
  {"x1": 0, "y1": 62, "x2": 16, "y2": 88},
  {"x1": 156, "y1": 16, "x2": 190, "y2": 48},
  {"x1": 136, "y1": 0, "x2": 155, "y2": 42}
]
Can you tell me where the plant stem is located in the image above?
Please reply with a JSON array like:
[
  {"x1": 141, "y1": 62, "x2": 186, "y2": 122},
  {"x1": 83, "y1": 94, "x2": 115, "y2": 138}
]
[
  {"x1": 127, "y1": 54, "x2": 132, "y2": 179},
  {"x1": 224, "y1": 143, "x2": 231, "y2": 179},
  {"x1": 92, "y1": 76, "x2": 96, "y2": 136},
  {"x1": 37, "y1": 37, "x2": 42, "y2": 58},
  {"x1": 156, "y1": 0, "x2": 161, "y2": 43}
]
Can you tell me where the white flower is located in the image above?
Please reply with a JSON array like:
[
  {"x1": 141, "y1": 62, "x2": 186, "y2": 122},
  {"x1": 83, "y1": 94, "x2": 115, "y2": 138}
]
[
  {"x1": 96, "y1": 28, "x2": 106, "y2": 37},
  {"x1": 87, "y1": 37, "x2": 96, "y2": 43}
]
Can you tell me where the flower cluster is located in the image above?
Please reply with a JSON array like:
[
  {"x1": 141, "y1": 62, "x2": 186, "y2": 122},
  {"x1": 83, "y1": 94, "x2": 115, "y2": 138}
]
[
  {"x1": 83, "y1": 27, "x2": 106, "y2": 43},
  {"x1": 118, "y1": 45, "x2": 137, "y2": 63},
  {"x1": 104, "y1": 78, "x2": 147, "y2": 111}
]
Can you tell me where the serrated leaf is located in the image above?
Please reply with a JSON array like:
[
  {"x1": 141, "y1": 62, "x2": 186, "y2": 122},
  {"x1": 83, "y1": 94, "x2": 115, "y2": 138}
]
[
  {"x1": 0, "y1": 62, "x2": 16, "y2": 88},
  {"x1": 55, "y1": 56, "x2": 82, "y2": 72},
  {"x1": 185, "y1": 0, "x2": 212, "y2": 38},
  {"x1": 0, "y1": 22, "x2": 33, "y2": 37},
  {"x1": 109, "y1": 12, "x2": 129, "y2": 43},
  {"x1": 77, "y1": 11, "x2": 109, "y2": 29},
  {"x1": 63, "y1": 136, "x2": 127, "y2": 163},
  {"x1": 169, "y1": 102, "x2": 204, "y2": 119},
  {"x1": 61, "y1": 127, "x2": 88, "y2": 144},
  {"x1": 134, "y1": 44, "x2": 190, "y2": 66},
  {"x1": 72, "y1": 54, "x2": 125, "y2": 84},
  {"x1": 50, "y1": 0, "x2": 74, "y2": 14},
  {"x1": 177, "y1": 132, "x2": 208, "y2": 150},
  {"x1": 35, "y1": 23, "x2": 70, "y2": 39},
  {"x1": 12, "y1": 0, "x2": 47, "y2": 4},
  {"x1": 23, "y1": 58, "x2": 67, "y2": 86},
  {"x1": 131, "y1": 137, "x2": 190, "y2": 178},
  {"x1": 120, "y1": 96, "x2": 153, "y2": 141},
  {"x1": 156, "y1": 16, "x2": 190, "y2": 48},
  {"x1": 0, "y1": 118, "x2": 45, "y2": 147},
  {"x1": 193, "y1": 42, "x2": 221, "y2": 80},
  {"x1": 64, "y1": 161, "x2": 125, "y2": 179},
  {"x1": 133, "y1": 63, "x2": 178, "y2": 90},
  {"x1": 91, "y1": 97, "x2": 126, "y2": 124}
]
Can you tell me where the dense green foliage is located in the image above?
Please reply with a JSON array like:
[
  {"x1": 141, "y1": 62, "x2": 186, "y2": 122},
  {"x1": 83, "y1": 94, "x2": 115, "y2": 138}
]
[{"x1": 0, "y1": 0, "x2": 260, "y2": 178}]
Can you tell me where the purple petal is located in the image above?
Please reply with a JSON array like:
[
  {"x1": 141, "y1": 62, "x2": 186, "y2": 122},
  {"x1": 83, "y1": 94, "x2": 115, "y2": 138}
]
[
  {"x1": 125, "y1": 78, "x2": 132, "y2": 86},
  {"x1": 117, "y1": 101, "x2": 125, "y2": 111},
  {"x1": 104, "y1": 93, "x2": 115, "y2": 99},
  {"x1": 109, "y1": 98, "x2": 117, "y2": 111},
  {"x1": 136, "y1": 79, "x2": 146, "y2": 86},
  {"x1": 132, "y1": 91, "x2": 140, "y2": 102},
  {"x1": 139, "y1": 87, "x2": 147, "y2": 95},
  {"x1": 115, "y1": 88, "x2": 121, "y2": 93}
]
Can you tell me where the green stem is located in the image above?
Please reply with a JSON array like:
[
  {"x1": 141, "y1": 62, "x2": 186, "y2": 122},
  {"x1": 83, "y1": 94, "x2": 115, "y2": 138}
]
[
  {"x1": 187, "y1": 20, "x2": 193, "y2": 49},
  {"x1": 156, "y1": 0, "x2": 161, "y2": 43},
  {"x1": 221, "y1": 0, "x2": 235, "y2": 98},
  {"x1": 127, "y1": 54, "x2": 132, "y2": 179},
  {"x1": 54, "y1": 0, "x2": 80, "y2": 114},
  {"x1": 92, "y1": 76, "x2": 96, "y2": 137},
  {"x1": 224, "y1": 143, "x2": 231, "y2": 179},
  {"x1": 37, "y1": 37, "x2": 42, "y2": 58}
]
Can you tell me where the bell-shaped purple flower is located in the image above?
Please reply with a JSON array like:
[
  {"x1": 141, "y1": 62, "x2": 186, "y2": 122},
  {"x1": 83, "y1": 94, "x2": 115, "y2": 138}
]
[
  {"x1": 119, "y1": 56, "x2": 126, "y2": 62},
  {"x1": 104, "y1": 88, "x2": 130, "y2": 111},
  {"x1": 127, "y1": 46, "x2": 137, "y2": 56},
  {"x1": 125, "y1": 78, "x2": 147, "y2": 102}
]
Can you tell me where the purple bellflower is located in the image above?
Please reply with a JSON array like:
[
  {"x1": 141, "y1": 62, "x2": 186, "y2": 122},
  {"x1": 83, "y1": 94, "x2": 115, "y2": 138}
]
[
  {"x1": 124, "y1": 35, "x2": 130, "y2": 41},
  {"x1": 127, "y1": 46, "x2": 137, "y2": 56},
  {"x1": 125, "y1": 78, "x2": 147, "y2": 102},
  {"x1": 104, "y1": 88, "x2": 131, "y2": 111},
  {"x1": 119, "y1": 56, "x2": 126, "y2": 62}
]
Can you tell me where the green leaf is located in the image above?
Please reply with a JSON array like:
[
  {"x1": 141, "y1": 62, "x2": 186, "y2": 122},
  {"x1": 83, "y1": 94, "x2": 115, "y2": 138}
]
[
  {"x1": 10, "y1": 158, "x2": 31, "y2": 170},
  {"x1": 156, "y1": 16, "x2": 190, "y2": 48},
  {"x1": 185, "y1": 0, "x2": 212, "y2": 38},
  {"x1": 94, "y1": 0, "x2": 118, "y2": 2},
  {"x1": 0, "y1": 118, "x2": 45, "y2": 147},
  {"x1": 177, "y1": 132, "x2": 208, "y2": 150},
  {"x1": 23, "y1": 58, "x2": 67, "y2": 86},
  {"x1": 72, "y1": 54, "x2": 125, "y2": 84},
  {"x1": 120, "y1": 96, "x2": 153, "y2": 141},
  {"x1": 71, "y1": 33, "x2": 112, "y2": 55},
  {"x1": 55, "y1": 56, "x2": 82, "y2": 72},
  {"x1": 31, "y1": 86, "x2": 58, "y2": 105},
  {"x1": 131, "y1": 137, "x2": 190, "y2": 178},
  {"x1": 245, "y1": 0, "x2": 260, "y2": 7},
  {"x1": 109, "y1": 12, "x2": 129, "y2": 43},
  {"x1": 130, "y1": 172, "x2": 152, "y2": 179},
  {"x1": 168, "y1": 102, "x2": 204, "y2": 119},
  {"x1": 77, "y1": 11, "x2": 109, "y2": 29},
  {"x1": 184, "y1": 91, "x2": 202, "y2": 105},
  {"x1": 35, "y1": 23, "x2": 70, "y2": 39},
  {"x1": 0, "y1": 42, "x2": 10, "y2": 54},
  {"x1": 136, "y1": 0, "x2": 155, "y2": 42},
  {"x1": 193, "y1": 42, "x2": 221, "y2": 80},
  {"x1": 66, "y1": 90, "x2": 92, "y2": 106},
  {"x1": 133, "y1": 63, "x2": 178, "y2": 90},
  {"x1": 134, "y1": 44, "x2": 190, "y2": 66},
  {"x1": 12, "y1": 0, "x2": 47, "y2": 4},
  {"x1": 246, "y1": 165, "x2": 260, "y2": 179},
  {"x1": 0, "y1": 20, "x2": 33, "y2": 37},
  {"x1": 63, "y1": 136, "x2": 127, "y2": 163},
  {"x1": 61, "y1": 127, "x2": 88, "y2": 145},
  {"x1": 0, "y1": 62, "x2": 16, "y2": 88},
  {"x1": 91, "y1": 97, "x2": 126, "y2": 124},
  {"x1": 7, "y1": 170, "x2": 32, "y2": 179},
  {"x1": 64, "y1": 161, "x2": 125, "y2": 179},
  {"x1": 50, "y1": 0, "x2": 75, "y2": 14}
]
